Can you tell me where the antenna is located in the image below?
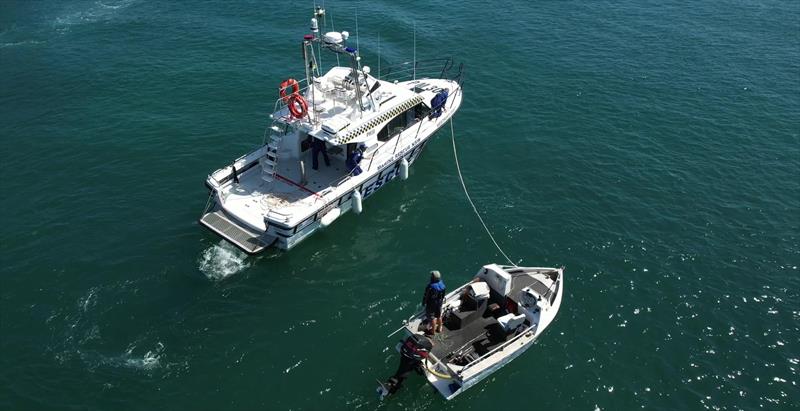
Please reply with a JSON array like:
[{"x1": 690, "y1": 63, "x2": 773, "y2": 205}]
[
  {"x1": 330, "y1": 7, "x2": 340, "y2": 66},
  {"x1": 355, "y1": 6, "x2": 359, "y2": 53},
  {"x1": 413, "y1": 21, "x2": 416, "y2": 81},
  {"x1": 377, "y1": 32, "x2": 381, "y2": 80},
  {"x1": 313, "y1": 3, "x2": 325, "y2": 69}
]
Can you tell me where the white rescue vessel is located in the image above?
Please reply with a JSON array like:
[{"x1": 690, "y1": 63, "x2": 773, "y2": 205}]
[{"x1": 200, "y1": 8, "x2": 464, "y2": 253}]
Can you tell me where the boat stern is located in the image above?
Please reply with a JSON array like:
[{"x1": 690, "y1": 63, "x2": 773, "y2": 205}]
[{"x1": 199, "y1": 207, "x2": 276, "y2": 254}]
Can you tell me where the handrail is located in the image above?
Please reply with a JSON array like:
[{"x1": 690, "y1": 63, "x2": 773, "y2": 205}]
[
  {"x1": 457, "y1": 323, "x2": 536, "y2": 376},
  {"x1": 271, "y1": 77, "x2": 311, "y2": 119},
  {"x1": 364, "y1": 124, "x2": 409, "y2": 172},
  {"x1": 379, "y1": 57, "x2": 463, "y2": 83},
  {"x1": 453, "y1": 274, "x2": 560, "y2": 375}
]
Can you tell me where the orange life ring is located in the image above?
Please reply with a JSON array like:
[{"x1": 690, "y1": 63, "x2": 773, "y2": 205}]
[
  {"x1": 288, "y1": 94, "x2": 308, "y2": 118},
  {"x1": 279, "y1": 78, "x2": 300, "y2": 103}
]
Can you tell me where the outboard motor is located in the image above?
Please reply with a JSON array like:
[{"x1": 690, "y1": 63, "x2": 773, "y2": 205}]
[{"x1": 377, "y1": 333, "x2": 433, "y2": 400}]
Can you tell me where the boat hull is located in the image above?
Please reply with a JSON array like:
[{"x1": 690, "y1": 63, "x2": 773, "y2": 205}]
[
  {"x1": 439, "y1": 333, "x2": 539, "y2": 400},
  {"x1": 275, "y1": 136, "x2": 432, "y2": 251},
  {"x1": 416, "y1": 266, "x2": 565, "y2": 400},
  {"x1": 201, "y1": 132, "x2": 433, "y2": 254},
  {"x1": 200, "y1": 79, "x2": 463, "y2": 254}
]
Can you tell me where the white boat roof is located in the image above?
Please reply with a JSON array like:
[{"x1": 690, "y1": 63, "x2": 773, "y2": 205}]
[{"x1": 274, "y1": 66, "x2": 436, "y2": 146}]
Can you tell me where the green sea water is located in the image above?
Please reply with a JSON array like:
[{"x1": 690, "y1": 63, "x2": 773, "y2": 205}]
[{"x1": 1, "y1": 1, "x2": 798, "y2": 410}]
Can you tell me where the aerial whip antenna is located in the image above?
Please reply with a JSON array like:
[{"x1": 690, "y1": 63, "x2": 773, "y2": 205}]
[
  {"x1": 355, "y1": 6, "x2": 360, "y2": 53},
  {"x1": 377, "y1": 32, "x2": 381, "y2": 80},
  {"x1": 413, "y1": 21, "x2": 416, "y2": 81},
  {"x1": 330, "y1": 7, "x2": 340, "y2": 66}
]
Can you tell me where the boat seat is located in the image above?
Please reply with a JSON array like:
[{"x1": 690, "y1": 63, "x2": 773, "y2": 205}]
[
  {"x1": 498, "y1": 313, "x2": 526, "y2": 333},
  {"x1": 484, "y1": 321, "x2": 507, "y2": 345},
  {"x1": 445, "y1": 294, "x2": 487, "y2": 330},
  {"x1": 478, "y1": 265, "x2": 512, "y2": 296}
]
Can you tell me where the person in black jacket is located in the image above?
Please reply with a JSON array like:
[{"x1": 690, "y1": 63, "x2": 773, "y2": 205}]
[
  {"x1": 422, "y1": 270, "x2": 446, "y2": 334},
  {"x1": 311, "y1": 138, "x2": 330, "y2": 170}
]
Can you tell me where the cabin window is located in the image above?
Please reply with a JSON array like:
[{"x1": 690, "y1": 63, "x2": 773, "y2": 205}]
[
  {"x1": 414, "y1": 103, "x2": 431, "y2": 120},
  {"x1": 377, "y1": 103, "x2": 426, "y2": 142}
]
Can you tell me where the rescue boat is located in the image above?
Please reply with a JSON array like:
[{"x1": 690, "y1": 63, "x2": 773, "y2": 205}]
[{"x1": 199, "y1": 7, "x2": 464, "y2": 253}]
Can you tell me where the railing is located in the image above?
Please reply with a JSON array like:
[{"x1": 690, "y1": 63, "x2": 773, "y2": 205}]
[
  {"x1": 457, "y1": 323, "x2": 536, "y2": 376},
  {"x1": 265, "y1": 58, "x2": 464, "y2": 133},
  {"x1": 378, "y1": 57, "x2": 465, "y2": 85},
  {"x1": 271, "y1": 76, "x2": 312, "y2": 122},
  {"x1": 456, "y1": 275, "x2": 562, "y2": 376},
  {"x1": 252, "y1": 57, "x2": 465, "y2": 212}
]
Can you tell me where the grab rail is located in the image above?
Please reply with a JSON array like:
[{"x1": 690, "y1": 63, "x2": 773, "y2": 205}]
[
  {"x1": 378, "y1": 57, "x2": 464, "y2": 85},
  {"x1": 456, "y1": 323, "x2": 536, "y2": 376},
  {"x1": 271, "y1": 76, "x2": 311, "y2": 121}
]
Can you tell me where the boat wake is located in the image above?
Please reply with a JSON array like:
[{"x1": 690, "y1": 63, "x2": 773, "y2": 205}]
[
  {"x1": 198, "y1": 241, "x2": 251, "y2": 281},
  {"x1": 48, "y1": 286, "x2": 182, "y2": 375},
  {"x1": 117, "y1": 341, "x2": 165, "y2": 371}
]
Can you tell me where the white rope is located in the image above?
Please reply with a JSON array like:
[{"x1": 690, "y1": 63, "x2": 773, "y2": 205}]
[
  {"x1": 450, "y1": 120, "x2": 517, "y2": 267},
  {"x1": 200, "y1": 191, "x2": 214, "y2": 218}
]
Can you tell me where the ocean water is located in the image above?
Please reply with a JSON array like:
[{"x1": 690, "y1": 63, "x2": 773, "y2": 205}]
[{"x1": 1, "y1": 0, "x2": 798, "y2": 410}]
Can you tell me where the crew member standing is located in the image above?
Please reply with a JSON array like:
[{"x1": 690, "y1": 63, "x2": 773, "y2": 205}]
[
  {"x1": 311, "y1": 137, "x2": 330, "y2": 170},
  {"x1": 422, "y1": 270, "x2": 446, "y2": 335},
  {"x1": 346, "y1": 144, "x2": 364, "y2": 176}
]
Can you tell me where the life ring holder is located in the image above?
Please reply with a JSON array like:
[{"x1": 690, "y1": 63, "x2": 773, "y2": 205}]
[
  {"x1": 288, "y1": 94, "x2": 308, "y2": 119},
  {"x1": 279, "y1": 78, "x2": 300, "y2": 103}
]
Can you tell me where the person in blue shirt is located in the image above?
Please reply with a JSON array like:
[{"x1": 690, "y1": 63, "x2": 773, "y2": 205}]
[
  {"x1": 422, "y1": 270, "x2": 446, "y2": 334},
  {"x1": 346, "y1": 144, "x2": 364, "y2": 176}
]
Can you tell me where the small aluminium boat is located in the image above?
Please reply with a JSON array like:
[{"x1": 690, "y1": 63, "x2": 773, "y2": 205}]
[{"x1": 379, "y1": 264, "x2": 564, "y2": 400}]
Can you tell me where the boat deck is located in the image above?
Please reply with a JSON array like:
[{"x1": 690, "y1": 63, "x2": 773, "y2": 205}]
[
  {"x1": 219, "y1": 136, "x2": 403, "y2": 229},
  {"x1": 220, "y1": 150, "x2": 350, "y2": 224},
  {"x1": 427, "y1": 313, "x2": 505, "y2": 360},
  {"x1": 407, "y1": 272, "x2": 553, "y2": 364},
  {"x1": 507, "y1": 269, "x2": 559, "y2": 305},
  {"x1": 406, "y1": 291, "x2": 511, "y2": 362}
]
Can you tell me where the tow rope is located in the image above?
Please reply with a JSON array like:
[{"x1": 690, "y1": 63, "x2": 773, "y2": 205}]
[{"x1": 450, "y1": 120, "x2": 518, "y2": 267}]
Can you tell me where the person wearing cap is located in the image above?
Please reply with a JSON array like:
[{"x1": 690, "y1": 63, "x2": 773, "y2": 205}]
[{"x1": 422, "y1": 270, "x2": 446, "y2": 334}]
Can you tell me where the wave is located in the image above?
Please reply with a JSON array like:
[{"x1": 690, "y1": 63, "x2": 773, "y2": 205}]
[
  {"x1": 53, "y1": 0, "x2": 138, "y2": 31},
  {"x1": 117, "y1": 341, "x2": 165, "y2": 371},
  {"x1": 198, "y1": 240, "x2": 251, "y2": 281},
  {"x1": 0, "y1": 40, "x2": 44, "y2": 49},
  {"x1": 68, "y1": 341, "x2": 167, "y2": 372}
]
